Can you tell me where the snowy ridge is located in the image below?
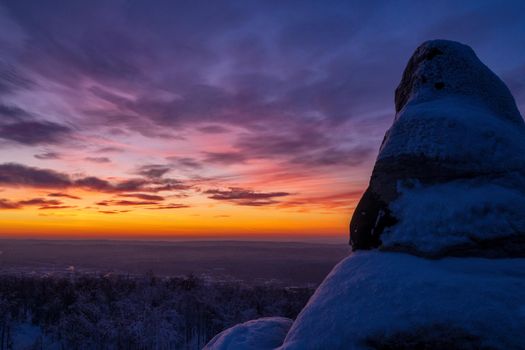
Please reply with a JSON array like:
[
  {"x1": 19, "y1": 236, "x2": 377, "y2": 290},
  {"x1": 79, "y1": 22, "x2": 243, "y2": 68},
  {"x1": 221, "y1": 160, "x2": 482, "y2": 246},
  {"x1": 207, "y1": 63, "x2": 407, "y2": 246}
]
[
  {"x1": 203, "y1": 317, "x2": 292, "y2": 350},
  {"x1": 279, "y1": 252, "x2": 525, "y2": 350}
]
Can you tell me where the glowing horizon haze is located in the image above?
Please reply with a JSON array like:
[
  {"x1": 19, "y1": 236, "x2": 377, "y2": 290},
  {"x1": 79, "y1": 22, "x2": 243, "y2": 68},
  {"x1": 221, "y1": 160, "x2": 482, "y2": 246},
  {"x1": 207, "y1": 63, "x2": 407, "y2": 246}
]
[{"x1": 0, "y1": 0, "x2": 524, "y2": 239}]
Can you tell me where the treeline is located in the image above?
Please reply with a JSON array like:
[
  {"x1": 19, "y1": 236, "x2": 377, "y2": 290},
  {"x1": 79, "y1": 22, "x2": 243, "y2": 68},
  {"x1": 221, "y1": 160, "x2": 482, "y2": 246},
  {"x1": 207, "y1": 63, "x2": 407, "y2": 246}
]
[{"x1": 0, "y1": 274, "x2": 313, "y2": 349}]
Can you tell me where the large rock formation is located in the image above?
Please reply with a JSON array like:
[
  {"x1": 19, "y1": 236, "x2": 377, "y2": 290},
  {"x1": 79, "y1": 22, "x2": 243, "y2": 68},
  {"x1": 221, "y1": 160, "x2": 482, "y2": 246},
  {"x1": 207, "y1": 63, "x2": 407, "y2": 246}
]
[
  {"x1": 204, "y1": 40, "x2": 525, "y2": 350},
  {"x1": 350, "y1": 40, "x2": 525, "y2": 257}
]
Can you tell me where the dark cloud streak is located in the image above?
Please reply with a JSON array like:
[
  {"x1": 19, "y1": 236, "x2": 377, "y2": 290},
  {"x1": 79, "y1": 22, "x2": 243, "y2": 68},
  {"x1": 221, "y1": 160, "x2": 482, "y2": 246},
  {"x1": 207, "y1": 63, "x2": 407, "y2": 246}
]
[
  {"x1": 34, "y1": 152, "x2": 62, "y2": 160},
  {"x1": 203, "y1": 152, "x2": 246, "y2": 165},
  {"x1": 205, "y1": 187, "x2": 290, "y2": 206},
  {"x1": 0, "y1": 121, "x2": 72, "y2": 146},
  {"x1": 0, "y1": 163, "x2": 191, "y2": 194},
  {"x1": 84, "y1": 157, "x2": 111, "y2": 163},
  {"x1": 47, "y1": 192, "x2": 81, "y2": 200}
]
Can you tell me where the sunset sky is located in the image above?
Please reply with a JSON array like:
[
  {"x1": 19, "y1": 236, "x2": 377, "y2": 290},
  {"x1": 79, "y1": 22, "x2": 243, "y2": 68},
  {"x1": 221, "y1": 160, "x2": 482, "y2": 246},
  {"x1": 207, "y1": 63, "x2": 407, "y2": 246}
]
[{"x1": 0, "y1": 0, "x2": 524, "y2": 239}]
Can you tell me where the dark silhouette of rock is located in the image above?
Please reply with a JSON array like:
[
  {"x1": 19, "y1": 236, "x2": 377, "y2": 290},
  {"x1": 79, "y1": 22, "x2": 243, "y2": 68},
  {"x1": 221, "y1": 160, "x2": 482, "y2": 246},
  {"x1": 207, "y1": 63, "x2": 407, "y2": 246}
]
[{"x1": 350, "y1": 40, "x2": 525, "y2": 257}]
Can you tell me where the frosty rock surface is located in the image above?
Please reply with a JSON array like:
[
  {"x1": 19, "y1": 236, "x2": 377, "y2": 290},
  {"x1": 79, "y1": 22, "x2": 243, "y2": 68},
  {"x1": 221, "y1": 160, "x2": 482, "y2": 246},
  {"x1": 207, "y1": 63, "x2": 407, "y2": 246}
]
[
  {"x1": 203, "y1": 317, "x2": 292, "y2": 350},
  {"x1": 350, "y1": 40, "x2": 525, "y2": 257},
  {"x1": 280, "y1": 252, "x2": 525, "y2": 350}
]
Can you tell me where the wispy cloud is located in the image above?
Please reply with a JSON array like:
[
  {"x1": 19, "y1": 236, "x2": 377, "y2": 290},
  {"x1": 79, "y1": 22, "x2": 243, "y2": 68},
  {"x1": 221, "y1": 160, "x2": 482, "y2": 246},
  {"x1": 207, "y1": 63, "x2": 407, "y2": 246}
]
[
  {"x1": 0, "y1": 104, "x2": 32, "y2": 121},
  {"x1": 99, "y1": 209, "x2": 131, "y2": 215},
  {"x1": 166, "y1": 157, "x2": 202, "y2": 169},
  {"x1": 0, "y1": 198, "x2": 19, "y2": 209},
  {"x1": 0, "y1": 163, "x2": 70, "y2": 188},
  {"x1": 84, "y1": 157, "x2": 111, "y2": 163},
  {"x1": 18, "y1": 198, "x2": 62, "y2": 206},
  {"x1": 147, "y1": 203, "x2": 190, "y2": 210},
  {"x1": 205, "y1": 187, "x2": 290, "y2": 206},
  {"x1": 96, "y1": 199, "x2": 160, "y2": 206},
  {"x1": 0, "y1": 120, "x2": 72, "y2": 145},
  {"x1": 0, "y1": 197, "x2": 75, "y2": 210},
  {"x1": 34, "y1": 152, "x2": 62, "y2": 160},
  {"x1": 119, "y1": 193, "x2": 165, "y2": 201},
  {"x1": 97, "y1": 146, "x2": 125, "y2": 153},
  {"x1": 47, "y1": 192, "x2": 81, "y2": 200},
  {"x1": 136, "y1": 164, "x2": 171, "y2": 179},
  {"x1": 197, "y1": 125, "x2": 230, "y2": 134},
  {"x1": 0, "y1": 162, "x2": 191, "y2": 194},
  {"x1": 203, "y1": 152, "x2": 246, "y2": 165}
]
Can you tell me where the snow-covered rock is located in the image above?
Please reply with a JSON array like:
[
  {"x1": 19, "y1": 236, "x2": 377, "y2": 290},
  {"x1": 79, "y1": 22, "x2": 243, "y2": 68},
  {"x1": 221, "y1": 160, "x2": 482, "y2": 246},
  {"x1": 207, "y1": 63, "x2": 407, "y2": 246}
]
[
  {"x1": 203, "y1": 317, "x2": 293, "y2": 350},
  {"x1": 350, "y1": 40, "x2": 525, "y2": 257},
  {"x1": 280, "y1": 252, "x2": 525, "y2": 350},
  {"x1": 205, "y1": 40, "x2": 525, "y2": 350}
]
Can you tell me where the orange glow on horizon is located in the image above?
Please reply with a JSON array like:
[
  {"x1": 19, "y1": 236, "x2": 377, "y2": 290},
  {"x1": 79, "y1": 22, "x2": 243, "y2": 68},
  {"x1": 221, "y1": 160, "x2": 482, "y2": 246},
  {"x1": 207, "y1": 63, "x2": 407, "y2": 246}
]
[{"x1": 0, "y1": 180, "x2": 362, "y2": 240}]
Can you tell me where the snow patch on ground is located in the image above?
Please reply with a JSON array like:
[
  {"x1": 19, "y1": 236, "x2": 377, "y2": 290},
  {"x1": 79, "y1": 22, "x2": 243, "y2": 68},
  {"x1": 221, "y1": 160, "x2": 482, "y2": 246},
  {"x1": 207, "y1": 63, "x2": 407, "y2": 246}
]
[
  {"x1": 280, "y1": 252, "x2": 525, "y2": 350},
  {"x1": 11, "y1": 323, "x2": 59, "y2": 350},
  {"x1": 204, "y1": 317, "x2": 293, "y2": 350}
]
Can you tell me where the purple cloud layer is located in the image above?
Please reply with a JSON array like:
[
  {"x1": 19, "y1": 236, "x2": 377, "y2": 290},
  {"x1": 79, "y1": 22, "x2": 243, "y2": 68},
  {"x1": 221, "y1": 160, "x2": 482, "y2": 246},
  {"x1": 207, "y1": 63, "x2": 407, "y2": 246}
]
[
  {"x1": 1, "y1": 0, "x2": 522, "y2": 149},
  {"x1": 0, "y1": 0, "x2": 524, "y2": 220}
]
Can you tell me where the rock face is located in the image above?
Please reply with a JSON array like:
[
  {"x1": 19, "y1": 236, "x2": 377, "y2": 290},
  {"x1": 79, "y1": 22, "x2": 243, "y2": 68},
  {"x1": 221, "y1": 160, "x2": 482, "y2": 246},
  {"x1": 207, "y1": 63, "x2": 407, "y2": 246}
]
[
  {"x1": 350, "y1": 39, "x2": 525, "y2": 257},
  {"x1": 203, "y1": 317, "x2": 292, "y2": 350}
]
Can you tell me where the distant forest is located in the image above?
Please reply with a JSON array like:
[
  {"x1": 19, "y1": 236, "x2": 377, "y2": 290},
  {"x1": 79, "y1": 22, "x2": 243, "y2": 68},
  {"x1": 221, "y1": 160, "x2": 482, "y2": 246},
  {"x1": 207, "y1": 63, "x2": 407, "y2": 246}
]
[{"x1": 0, "y1": 274, "x2": 313, "y2": 349}]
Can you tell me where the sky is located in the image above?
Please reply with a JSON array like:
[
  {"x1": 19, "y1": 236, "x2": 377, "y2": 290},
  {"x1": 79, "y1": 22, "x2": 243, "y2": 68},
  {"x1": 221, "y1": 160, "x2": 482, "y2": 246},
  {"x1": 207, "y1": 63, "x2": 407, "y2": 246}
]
[{"x1": 0, "y1": 0, "x2": 524, "y2": 240}]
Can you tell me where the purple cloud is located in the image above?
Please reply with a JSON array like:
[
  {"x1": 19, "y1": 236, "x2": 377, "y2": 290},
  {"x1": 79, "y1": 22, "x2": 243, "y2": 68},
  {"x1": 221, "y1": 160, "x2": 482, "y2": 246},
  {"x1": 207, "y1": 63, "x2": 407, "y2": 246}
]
[
  {"x1": 0, "y1": 163, "x2": 70, "y2": 188},
  {"x1": 166, "y1": 157, "x2": 202, "y2": 169},
  {"x1": 84, "y1": 157, "x2": 111, "y2": 163},
  {"x1": 0, "y1": 163, "x2": 190, "y2": 194},
  {"x1": 0, "y1": 198, "x2": 20, "y2": 209},
  {"x1": 0, "y1": 121, "x2": 72, "y2": 146},
  {"x1": 0, "y1": 63, "x2": 33, "y2": 95},
  {"x1": 203, "y1": 152, "x2": 246, "y2": 165},
  {"x1": 197, "y1": 125, "x2": 230, "y2": 134},
  {"x1": 0, "y1": 104, "x2": 32, "y2": 121},
  {"x1": 18, "y1": 198, "x2": 62, "y2": 206},
  {"x1": 0, "y1": 197, "x2": 76, "y2": 211},
  {"x1": 119, "y1": 193, "x2": 165, "y2": 201},
  {"x1": 74, "y1": 176, "x2": 113, "y2": 192},
  {"x1": 96, "y1": 199, "x2": 160, "y2": 206},
  {"x1": 147, "y1": 203, "x2": 190, "y2": 210},
  {"x1": 34, "y1": 152, "x2": 62, "y2": 160},
  {"x1": 97, "y1": 146, "x2": 125, "y2": 153},
  {"x1": 205, "y1": 187, "x2": 290, "y2": 206},
  {"x1": 136, "y1": 164, "x2": 171, "y2": 179},
  {"x1": 47, "y1": 192, "x2": 81, "y2": 200}
]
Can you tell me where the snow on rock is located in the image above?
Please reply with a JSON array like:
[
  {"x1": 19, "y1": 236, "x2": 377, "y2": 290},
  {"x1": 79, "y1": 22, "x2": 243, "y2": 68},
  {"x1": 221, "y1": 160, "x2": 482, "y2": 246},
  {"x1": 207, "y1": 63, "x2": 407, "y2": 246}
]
[
  {"x1": 382, "y1": 181, "x2": 525, "y2": 256},
  {"x1": 203, "y1": 317, "x2": 293, "y2": 350},
  {"x1": 393, "y1": 40, "x2": 522, "y2": 124},
  {"x1": 280, "y1": 252, "x2": 525, "y2": 350},
  {"x1": 350, "y1": 40, "x2": 525, "y2": 257}
]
